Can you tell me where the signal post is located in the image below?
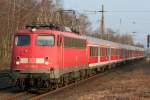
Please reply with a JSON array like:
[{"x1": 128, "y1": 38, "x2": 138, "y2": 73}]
[{"x1": 146, "y1": 35, "x2": 150, "y2": 62}]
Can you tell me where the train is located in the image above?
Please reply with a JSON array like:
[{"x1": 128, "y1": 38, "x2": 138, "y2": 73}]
[{"x1": 11, "y1": 23, "x2": 145, "y2": 90}]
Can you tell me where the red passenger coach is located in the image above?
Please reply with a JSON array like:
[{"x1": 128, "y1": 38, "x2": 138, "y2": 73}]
[{"x1": 11, "y1": 23, "x2": 145, "y2": 90}]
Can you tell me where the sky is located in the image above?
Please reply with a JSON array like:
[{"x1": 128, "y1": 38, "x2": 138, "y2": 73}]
[{"x1": 62, "y1": 0, "x2": 150, "y2": 47}]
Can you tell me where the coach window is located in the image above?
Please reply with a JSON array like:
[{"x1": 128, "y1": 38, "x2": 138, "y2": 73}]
[
  {"x1": 37, "y1": 35, "x2": 54, "y2": 46},
  {"x1": 100, "y1": 47, "x2": 103, "y2": 56},
  {"x1": 15, "y1": 35, "x2": 30, "y2": 46},
  {"x1": 90, "y1": 47, "x2": 98, "y2": 57},
  {"x1": 107, "y1": 48, "x2": 110, "y2": 56},
  {"x1": 117, "y1": 49, "x2": 120, "y2": 56},
  {"x1": 111, "y1": 48, "x2": 113, "y2": 55},
  {"x1": 90, "y1": 47, "x2": 93, "y2": 56},
  {"x1": 100, "y1": 47, "x2": 105, "y2": 56}
]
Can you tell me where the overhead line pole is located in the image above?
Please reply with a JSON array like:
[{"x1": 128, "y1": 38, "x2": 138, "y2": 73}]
[
  {"x1": 148, "y1": 35, "x2": 150, "y2": 48},
  {"x1": 100, "y1": 4, "x2": 105, "y2": 35},
  {"x1": 98, "y1": 4, "x2": 105, "y2": 39}
]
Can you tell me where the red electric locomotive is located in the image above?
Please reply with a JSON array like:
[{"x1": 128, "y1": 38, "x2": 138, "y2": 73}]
[
  {"x1": 11, "y1": 24, "x2": 87, "y2": 89},
  {"x1": 11, "y1": 23, "x2": 145, "y2": 90}
]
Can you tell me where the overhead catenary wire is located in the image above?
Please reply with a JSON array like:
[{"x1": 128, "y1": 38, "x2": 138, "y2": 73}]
[{"x1": 76, "y1": 10, "x2": 150, "y2": 14}]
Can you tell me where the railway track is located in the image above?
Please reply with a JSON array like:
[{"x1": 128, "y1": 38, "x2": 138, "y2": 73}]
[
  {"x1": 0, "y1": 67, "x2": 113, "y2": 100},
  {"x1": 0, "y1": 73, "x2": 10, "y2": 79},
  {"x1": 0, "y1": 69, "x2": 11, "y2": 78},
  {"x1": 0, "y1": 87, "x2": 18, "y2": 100},
  {"x1": 29, "y1": 62, "x2": 140, "y2": 100},
  {"x1": 4, "y1": 91, "x2": 37, "y2": 100},
  {"x1": 29, "y1": 67, "x2": 117, "y2": 100},
  {"x1": 0, "y1": 86, "x2": 15, "y2": 91},
  {"x1": 0, "y1": 87, "x2": 37, "y2": 100},
  {"x1": 0, "y1": 61, "x2": 142, "y2": 100}
]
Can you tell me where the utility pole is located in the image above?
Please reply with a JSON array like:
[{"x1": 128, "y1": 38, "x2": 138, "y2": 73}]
[
  {"x1": 148, "y1": 35, "x2": 150, "y2": 48},
  {"x1": 100, "y1": 4, "x2": 105, "y2": 35},
  {"x1": 147, "y1": 34, "x2": 150, "y2": 62}
]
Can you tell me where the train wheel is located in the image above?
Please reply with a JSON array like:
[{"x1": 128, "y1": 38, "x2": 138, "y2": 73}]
[
  {"x1": 102, "y1": 67, "x2": 105, "y2": 72},
  {"x1": 19, "y1": 79, "x2": 26, "y2": 90},
  {"x1": 44, "y1": 80, "x2": 50, "y2": 88},
  {"x1": 64, "y1": 76, "x2": 69, "y2": 86},
  {"x1": 37, "y1": 79, "x2": 42, "y2": 89},
  {"x1": 57, "y1": 78, "x2": 63, "y2": 88},
  {"x1": 16, "y1": 79, "x2": 20, "y2": 87}
]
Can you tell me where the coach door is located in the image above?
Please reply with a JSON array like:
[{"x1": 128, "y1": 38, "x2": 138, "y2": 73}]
[
  {"x1": 98, "y1": 47, "x2": 101, "y2": 63},
  {"x1": 57, "y1": 35, "x2": 63, "y2": 68},
  {"x1": 108, "y1": 47, "x2": 111, "y2": 62}
]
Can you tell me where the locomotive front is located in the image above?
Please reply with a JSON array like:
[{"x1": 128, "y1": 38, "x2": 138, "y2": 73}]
[{"x1": 11, "y1": 24, "x2": 58, "y2": 90}]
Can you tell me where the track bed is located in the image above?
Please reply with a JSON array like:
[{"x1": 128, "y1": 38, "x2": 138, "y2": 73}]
[
  {"x1": 42, "y1": 60, "x2": 150, "y2": 100},
  {"x1": 0, "y1": 60, "x2": 149, "y2": 100}
]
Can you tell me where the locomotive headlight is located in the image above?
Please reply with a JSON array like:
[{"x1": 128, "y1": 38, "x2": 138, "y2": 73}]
[
  {"x1": 31, "y1": 28, "x2": 37, "y2": 32},
  {"x1": 16, "y1": 61, "x2": 20, "y2": 65},
  {"x1": 45, "y1": 62, "x2": 49, "y2": 65}
]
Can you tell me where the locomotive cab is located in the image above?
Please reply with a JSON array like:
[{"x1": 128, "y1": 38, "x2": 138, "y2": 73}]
[
  {"x1": 12, "y1": 33, "x2": 56, "y2": 71},
  {"x1": 11, "y1": 24, "x2": 61, "y2": 89}
]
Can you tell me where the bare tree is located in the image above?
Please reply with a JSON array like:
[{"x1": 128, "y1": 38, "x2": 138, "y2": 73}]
[{"x1": 0, "y1": 0, "x2": 91, "y2": 68}]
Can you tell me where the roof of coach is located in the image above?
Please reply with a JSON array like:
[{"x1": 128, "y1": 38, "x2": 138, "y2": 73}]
[
  {"x1": 83, "y1": 35, "x2": 145, "y2": 51},
  {"x1": 16, "y1": 23, "x2": 145, "y2": 51},
  {"x1": 59, "y1": 31, "x2": 86, "y2": 40},
  {"x1": 84, "y1": 35, "x2": 120, "y2": 47}
]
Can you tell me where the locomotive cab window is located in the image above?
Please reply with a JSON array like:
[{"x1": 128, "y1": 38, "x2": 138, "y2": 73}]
[
  {"x1": 15, "y1": 35, "x2": 30, "y2": 46},
  {"x1": 37, "y1": 35, "x2": 54, "y2": 46}
]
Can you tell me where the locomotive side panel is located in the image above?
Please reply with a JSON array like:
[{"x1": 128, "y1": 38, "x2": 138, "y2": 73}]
[{"x1": 61, "y1": 36, "x2": 87, "y2": 73}]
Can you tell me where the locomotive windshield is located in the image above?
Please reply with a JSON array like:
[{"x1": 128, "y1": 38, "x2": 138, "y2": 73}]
[
  {"x1": 37, "y1": 35, "x2": 54, "y2": 46},
  {"x1": 15, "y1": 35, "x2": 30, "y2": 46}
]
